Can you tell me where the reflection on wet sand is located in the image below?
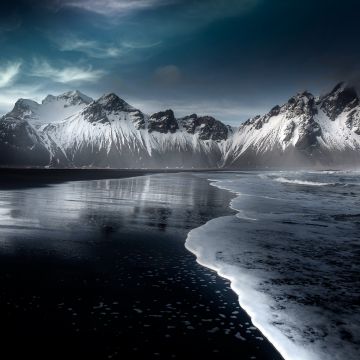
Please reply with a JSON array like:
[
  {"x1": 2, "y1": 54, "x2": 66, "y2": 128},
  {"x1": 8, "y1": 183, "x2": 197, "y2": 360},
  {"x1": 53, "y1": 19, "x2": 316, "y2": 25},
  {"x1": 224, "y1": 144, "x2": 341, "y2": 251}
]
[
  {"x1": 0, "y1": 172, "x2": 283, "y2": 360},
  {"x1": 0, "y1": 173, "x2": 230, "y2": 253}
]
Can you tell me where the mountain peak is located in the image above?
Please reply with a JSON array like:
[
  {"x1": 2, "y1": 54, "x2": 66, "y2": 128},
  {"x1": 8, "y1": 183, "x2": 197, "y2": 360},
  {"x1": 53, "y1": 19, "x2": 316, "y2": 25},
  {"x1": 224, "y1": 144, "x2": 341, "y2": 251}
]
[
  {"x1": 9, "y1": 98, "x2": 40, "y2": 119},
  {"x1": 98, "y1": 93, "x2": 119, "y2": 102},
  {"x1": 7, "y1": 91, "x2": 92, "y2": 128},
  {"x1": 325, "y1": 82, "x2": 357, "y2": 99},
  {"x1": 14, "y1": 98, "x2": 39, "y2": 110},
  {"x1": 42, "y1": 90, "x2": 93, "y2": 106},
  {"x1": 179, "y1": 113, "x2": 229, "y2": 141},
  {"x1": 320, "y1": 82, "x2": 359, "y2": 120},
  {"x1": 278, "y1": 90, "x2": 317, "y2": 120},
  {"x1": 288, "y1": 90, "x2": 314, "y2": 104},
  {"x1": 181, "y1": 113, "x2": 198, "y2": 120},
  {"x1": 42, "y1": 95, "x2": 56, "y2": 104},
  {"x1": 150, "y1": 109, "x2": 175, "y2": 119},
  {"x1": 330, "y1": 81, "x2": 347, "y2": 93},
  {"x1": 148, "y1": 109, "x2": 178, "y2": 134},
  {"x1": 60, "y1": 90, "x2": 92, "y2": 103},
  {"x1": 97, "y1": 93, "x2": 134, "y2": 112}
]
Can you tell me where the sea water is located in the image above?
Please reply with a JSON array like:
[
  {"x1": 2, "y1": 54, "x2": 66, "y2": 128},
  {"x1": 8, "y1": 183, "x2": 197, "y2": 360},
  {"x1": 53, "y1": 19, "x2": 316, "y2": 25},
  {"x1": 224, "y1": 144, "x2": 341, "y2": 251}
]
[{"x1": 186, "y1": 171, "x2": 360, "y2": 360}]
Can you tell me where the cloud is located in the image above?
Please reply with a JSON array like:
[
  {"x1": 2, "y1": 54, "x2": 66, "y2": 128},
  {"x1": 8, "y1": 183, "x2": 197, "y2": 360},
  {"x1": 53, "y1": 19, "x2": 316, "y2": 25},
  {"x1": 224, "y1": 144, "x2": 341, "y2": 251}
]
[
  {"x1": 55, "y1": 36, "x2": 124, "y2": 59},
  {"x1": 122, "y1": 40, "x2": 162, "y2": 49},
  {"x1": 59, "y1": 0, "x2": 173, "y2": 16},
  {"x1": 154, "y1": 65, "x2": 181, "y2": 84},
  {"x1": 30, "y1": 59, "x2": 106, "y2": 83},
  {"x1": 51, "y1": 34, "x2": 162, "y2": 59},
  {"x1": 0, "y1": 61, "x2": 22, "y2": 88},
  {"x1": 56, "y1": 0, "x2": 259, "y2": 19}
]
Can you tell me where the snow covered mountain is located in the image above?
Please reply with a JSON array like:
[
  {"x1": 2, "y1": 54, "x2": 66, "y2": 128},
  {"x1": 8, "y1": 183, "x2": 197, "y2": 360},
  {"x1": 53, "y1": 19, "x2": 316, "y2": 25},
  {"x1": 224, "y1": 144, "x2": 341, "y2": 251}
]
[
  {"x1": 224, "y1": 82, "x2": 360, "y2": 168},
  {"x1": 1, "y1": 83, "x2": 360, "y2": 169},
  {"x1": 0, "y1": 91, "x2": 231, "y2": 168},
  {"x1": 0, "y1": 90, "x2": 92, "y2": 166}
]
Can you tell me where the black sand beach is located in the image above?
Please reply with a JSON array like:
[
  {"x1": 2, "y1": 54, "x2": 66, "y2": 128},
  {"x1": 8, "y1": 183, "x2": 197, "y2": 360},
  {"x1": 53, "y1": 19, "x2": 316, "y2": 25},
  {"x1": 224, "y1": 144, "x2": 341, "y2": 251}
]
[{"x1": 0, "y1": 170, "x2": 283, "y2": 360}]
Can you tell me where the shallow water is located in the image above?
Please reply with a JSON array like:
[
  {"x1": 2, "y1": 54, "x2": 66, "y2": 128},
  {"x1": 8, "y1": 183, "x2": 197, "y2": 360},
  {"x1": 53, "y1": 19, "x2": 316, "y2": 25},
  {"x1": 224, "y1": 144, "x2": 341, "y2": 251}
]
[{"x1": 187, "y1": 171, "x2": 360, "y2": 360}]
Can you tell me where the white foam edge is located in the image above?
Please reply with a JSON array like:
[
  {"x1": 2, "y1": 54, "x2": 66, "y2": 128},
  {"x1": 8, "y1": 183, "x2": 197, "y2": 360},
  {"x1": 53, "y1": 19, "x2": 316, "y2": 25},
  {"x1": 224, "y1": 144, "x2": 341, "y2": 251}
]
[{"x1": 184, "y1": 177, "x2": 319, "y2": 360}]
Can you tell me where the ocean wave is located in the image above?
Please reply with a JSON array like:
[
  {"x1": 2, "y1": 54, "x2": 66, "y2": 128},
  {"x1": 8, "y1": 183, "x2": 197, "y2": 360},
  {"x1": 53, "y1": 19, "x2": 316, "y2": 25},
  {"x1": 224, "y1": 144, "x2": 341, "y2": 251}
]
[{"x1": 273, "y1": 177, "x2": 334, "y2": 186}]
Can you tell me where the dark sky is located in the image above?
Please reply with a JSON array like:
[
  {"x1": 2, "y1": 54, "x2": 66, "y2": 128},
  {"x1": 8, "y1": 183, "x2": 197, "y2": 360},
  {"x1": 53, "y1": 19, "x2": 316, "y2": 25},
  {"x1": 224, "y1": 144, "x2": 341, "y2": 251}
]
[{"x1": 0, "y1": 0, "x2": 360, "y2": 125}]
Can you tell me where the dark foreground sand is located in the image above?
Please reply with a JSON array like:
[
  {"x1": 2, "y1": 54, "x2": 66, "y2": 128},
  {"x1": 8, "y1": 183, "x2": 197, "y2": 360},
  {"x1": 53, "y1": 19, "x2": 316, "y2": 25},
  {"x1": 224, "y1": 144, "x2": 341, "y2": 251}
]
[{"x1": 0, "y1": 169, "x2": 283, "y2": 360}]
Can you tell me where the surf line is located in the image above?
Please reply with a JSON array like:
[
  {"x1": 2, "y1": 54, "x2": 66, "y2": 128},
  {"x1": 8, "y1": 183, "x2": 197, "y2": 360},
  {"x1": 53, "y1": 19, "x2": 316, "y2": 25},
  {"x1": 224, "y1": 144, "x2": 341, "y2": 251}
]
[{"x1": 184, "y1": 177, "x2": 317, "y2": 360}]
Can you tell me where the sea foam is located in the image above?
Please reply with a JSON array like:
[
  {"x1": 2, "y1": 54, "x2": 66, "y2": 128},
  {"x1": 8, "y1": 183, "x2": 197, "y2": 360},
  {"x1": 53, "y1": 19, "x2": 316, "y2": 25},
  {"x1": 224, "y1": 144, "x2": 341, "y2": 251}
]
[
  {"x1": 186, "y1": 171, "x2": 360, "y2": 360},
  {"x1": 273, "y1": 177, "x2": 333, "y2": 186}
]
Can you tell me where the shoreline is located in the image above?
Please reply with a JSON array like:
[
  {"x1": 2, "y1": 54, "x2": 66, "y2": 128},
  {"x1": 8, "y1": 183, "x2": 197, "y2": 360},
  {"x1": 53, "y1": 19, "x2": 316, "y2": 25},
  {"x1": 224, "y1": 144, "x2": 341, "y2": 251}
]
[
  {"x1": 185, "y1": 219, "x2": 294, "y2": 360},
  {"x1": 185, "y1": 177, "x2": 298, "y2": 360},
  {"x1": 184, "y1": 177, "x2": 295, "y2": 360},
  {"x1": 0, "y1": 171, "x2": 284, "y2": 359},
  {"x1": 0, "y1": 168, "x2": 234, "y2": 189},
  {"x1": 184, "y1": 174, "x2": 340, "y2": 360}
]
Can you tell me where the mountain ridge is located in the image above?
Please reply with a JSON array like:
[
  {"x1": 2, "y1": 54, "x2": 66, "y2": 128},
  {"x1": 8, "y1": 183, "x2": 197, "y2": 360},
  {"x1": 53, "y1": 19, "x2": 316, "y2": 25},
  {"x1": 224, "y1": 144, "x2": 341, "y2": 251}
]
[
  {"x1": 223, "y1": 82, "x2": 360, "y2": 169},
  {"x1": 0, "y1": 90, "x2": 230, "y2": 168},
  {"x1": 1, "y1": 83, "x2": 360, "y2": 169}
]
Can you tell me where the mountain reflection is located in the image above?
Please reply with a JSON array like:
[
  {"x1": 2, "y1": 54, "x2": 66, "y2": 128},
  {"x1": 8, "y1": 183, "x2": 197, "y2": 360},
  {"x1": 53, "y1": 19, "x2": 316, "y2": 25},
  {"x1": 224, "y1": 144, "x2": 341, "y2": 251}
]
[{"x1": 0, "y1": 173, "x2": 233, "y2": 254}]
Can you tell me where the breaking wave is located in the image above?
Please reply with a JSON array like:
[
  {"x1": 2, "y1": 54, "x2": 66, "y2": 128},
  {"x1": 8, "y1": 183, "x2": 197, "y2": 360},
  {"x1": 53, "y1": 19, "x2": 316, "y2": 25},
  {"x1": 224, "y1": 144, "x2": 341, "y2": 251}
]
[{"x1": 273, "y1": 177, "x2": 333, "y2": 186}]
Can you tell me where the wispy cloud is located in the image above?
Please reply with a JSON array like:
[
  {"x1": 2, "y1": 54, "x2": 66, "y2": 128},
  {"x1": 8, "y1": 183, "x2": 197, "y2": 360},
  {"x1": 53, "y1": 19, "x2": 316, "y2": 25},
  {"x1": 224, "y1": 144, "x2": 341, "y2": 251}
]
[
  {"x1": 55, "y1": 36, "x2": 124, "y2": 59},
  {"x1": 59, "y1": 0, "x2": 173, "y2": 16},
  {"x1": 30, "y1": 59, "x2": 106, "y2": 83},
  {"x1": 122, "y1": 40, "x2": 162, "y2": 49},
  {"x1": 57, "y1": 0, "x2": 259, "y2": 19},
  {"x1": 57, "y1": 0, "x2": 261, "y2": 24},
  {"x1": 0, "y1": 61, "x2": 22, "y2": 88},
  {"x1": 51, "y1": 34, "x2": 162, "y2": 59}
]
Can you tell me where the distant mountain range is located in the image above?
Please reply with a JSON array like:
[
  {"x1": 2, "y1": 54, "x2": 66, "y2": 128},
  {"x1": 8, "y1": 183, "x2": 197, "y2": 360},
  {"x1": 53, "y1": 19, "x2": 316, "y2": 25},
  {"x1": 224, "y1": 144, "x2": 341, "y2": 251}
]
[{"x1": 1, "y1": 83, "x2": 359, "y2": 169}]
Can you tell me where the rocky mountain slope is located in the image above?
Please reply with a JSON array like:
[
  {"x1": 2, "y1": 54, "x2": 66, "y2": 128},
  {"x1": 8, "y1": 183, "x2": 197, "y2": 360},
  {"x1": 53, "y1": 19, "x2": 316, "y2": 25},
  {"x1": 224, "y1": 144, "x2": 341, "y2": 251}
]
[
  {"x1": 223, "y1": 82, "x2": 360, "y2": 168},
  {"x1": 0, "y1": 82, "x2": 359, "y2": 169},
  {"x1": 0, "y1": 91, "x2": 231, "y2": 168}
]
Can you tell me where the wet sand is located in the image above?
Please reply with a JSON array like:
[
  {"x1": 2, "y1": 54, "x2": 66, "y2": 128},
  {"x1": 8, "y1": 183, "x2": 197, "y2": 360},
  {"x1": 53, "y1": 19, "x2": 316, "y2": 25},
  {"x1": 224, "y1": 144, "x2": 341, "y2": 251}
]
[{"x1": 0, "y1": 171, "x2": 283, "y2": 360}]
